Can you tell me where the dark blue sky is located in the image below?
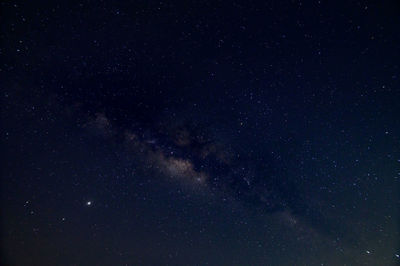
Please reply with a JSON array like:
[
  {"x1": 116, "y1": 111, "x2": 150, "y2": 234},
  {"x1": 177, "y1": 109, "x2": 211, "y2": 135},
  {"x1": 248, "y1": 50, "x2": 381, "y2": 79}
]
[{"x1": 2, "y1": 0, "x2": 400, "y2": 265}]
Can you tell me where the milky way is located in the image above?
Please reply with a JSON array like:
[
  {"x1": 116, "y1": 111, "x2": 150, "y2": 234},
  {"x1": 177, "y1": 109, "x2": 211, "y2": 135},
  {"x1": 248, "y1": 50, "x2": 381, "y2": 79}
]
[{"x1": 83, "y1": 111, "x2": 299, "y2": 216}]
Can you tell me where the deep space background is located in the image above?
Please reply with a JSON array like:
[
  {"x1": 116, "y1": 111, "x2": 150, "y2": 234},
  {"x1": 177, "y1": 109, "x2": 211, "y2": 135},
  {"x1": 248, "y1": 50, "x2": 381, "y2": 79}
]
[{"x1": 1, "y1": 0, "x2": 400, "y2": 265}]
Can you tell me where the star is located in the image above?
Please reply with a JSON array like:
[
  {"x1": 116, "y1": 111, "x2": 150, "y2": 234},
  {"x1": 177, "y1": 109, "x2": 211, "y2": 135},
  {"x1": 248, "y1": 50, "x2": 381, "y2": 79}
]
[{"x1": 86, "y1": 201, "x2": 92, "y2": 206}]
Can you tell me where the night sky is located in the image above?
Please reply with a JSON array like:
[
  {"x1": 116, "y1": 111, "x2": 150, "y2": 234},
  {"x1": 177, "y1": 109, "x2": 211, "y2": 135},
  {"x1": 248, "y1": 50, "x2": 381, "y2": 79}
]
[{"x1": 1, "y1": 1, "x2": 400, "y2": 265}]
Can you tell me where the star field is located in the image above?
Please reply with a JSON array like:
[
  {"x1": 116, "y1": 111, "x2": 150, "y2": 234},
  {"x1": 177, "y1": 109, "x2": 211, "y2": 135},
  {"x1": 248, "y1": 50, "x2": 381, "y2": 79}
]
[{"x1": 1, "y1": 0, "x2": 400, "y2": 265}]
